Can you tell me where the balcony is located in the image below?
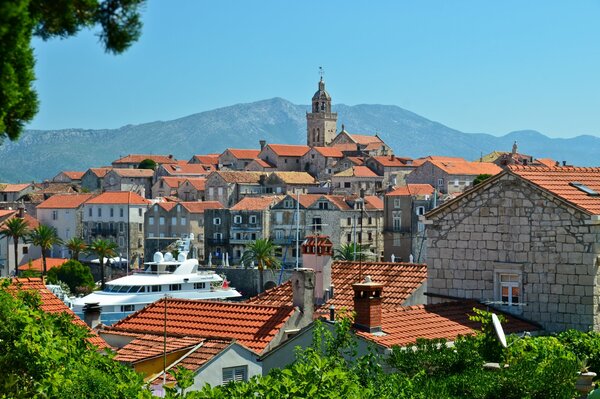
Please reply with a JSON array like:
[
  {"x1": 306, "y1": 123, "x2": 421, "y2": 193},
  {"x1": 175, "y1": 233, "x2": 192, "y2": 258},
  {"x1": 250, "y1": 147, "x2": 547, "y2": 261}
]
[{"x1": 229, "y1": 237, "x2": 256, "y2": 244}]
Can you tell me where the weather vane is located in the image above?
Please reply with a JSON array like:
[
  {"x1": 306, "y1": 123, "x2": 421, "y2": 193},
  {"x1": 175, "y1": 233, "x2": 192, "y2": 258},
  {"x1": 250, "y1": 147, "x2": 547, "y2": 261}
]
[{"x1": 319, "y1": 66, "x2": 324, "y2": 80}]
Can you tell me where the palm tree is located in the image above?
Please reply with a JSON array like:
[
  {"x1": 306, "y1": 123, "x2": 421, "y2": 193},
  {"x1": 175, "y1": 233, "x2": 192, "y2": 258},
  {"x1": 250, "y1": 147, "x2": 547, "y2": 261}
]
[
  {"x1": 241, "y1": 238, "x2": 281, "y2": 293},
  {"x1": 65, "y1": 237, "x2": 87, "y2": 261},
  {"x1": 28, "y1": 225, "x2": 63, "y2": 276},
  {"x1": 333, "y1": 243, "x2": 370, "y2": 261},
  {"x1": 88, "y1": 238, "x2": 118, "y2": 289},
  {"x1": 0, "y1": 217, "x2": 30, "y2": 274}
]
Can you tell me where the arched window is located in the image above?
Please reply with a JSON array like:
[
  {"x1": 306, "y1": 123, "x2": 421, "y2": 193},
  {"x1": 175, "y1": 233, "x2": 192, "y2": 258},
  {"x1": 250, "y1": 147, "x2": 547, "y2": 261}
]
[{"x1": 321, "y1": 102, "x2": 325, "y2": 111}]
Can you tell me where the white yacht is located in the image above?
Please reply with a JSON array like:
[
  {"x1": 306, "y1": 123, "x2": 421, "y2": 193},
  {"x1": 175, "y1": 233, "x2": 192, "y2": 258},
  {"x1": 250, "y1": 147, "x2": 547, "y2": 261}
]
[{"x1": 72, "y1": 251, "x2": 241, "y2": 325}]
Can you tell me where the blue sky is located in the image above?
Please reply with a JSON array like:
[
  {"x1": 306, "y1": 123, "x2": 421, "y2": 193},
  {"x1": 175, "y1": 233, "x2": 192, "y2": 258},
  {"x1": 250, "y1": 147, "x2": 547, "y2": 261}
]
[{"x1": 30, "y1": 0, "x2": 600, "y2": 138}]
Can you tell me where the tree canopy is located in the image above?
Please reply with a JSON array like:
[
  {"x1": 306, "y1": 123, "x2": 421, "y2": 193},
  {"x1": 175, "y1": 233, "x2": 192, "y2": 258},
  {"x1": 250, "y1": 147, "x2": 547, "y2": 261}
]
[
  {"x1": 46, "y1": 259, "x2": 95, "y2": 294},
  {"x1": 0, "y1": 0, "x2": 145, "y2": 142},
  {"x1": 138, "y1": 158, "x2": 158, "y2": 170}
]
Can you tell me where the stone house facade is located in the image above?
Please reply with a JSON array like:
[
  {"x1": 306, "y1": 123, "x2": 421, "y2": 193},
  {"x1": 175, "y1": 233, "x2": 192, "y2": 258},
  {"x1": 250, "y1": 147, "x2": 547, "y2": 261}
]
[
  {"x1": 331, "y1": 166, "x2": 384, "y2": 196},
  {"x1": 405, "y1": 158, "x2": 502, "y2": 195},
  {"x1": 52, "y1": 171, "x2": 85, "y2": 184},
  {"x1": 365, "y1": 156, "x2": 415, "y2": 187},
  {"x1": 299, "y1": 147, "x2": 344, "y2": 181},
  {"x1": 383, "y1": 184, "x2": 435, "y2": 263},
  {"x1": 203, "y1": 208, "x2": 231, "y2": 265},
  {"x1": 218, "y1": 149, "x2": 260, "y2": 171},
  {"x1": 425, "y1": 166, "x2": 600, "y2": 332},
  {"x1": 81, "y1": 168, "x2": 112, "y2": 192},
  {"x1": 258, "y1": 144, "x2": 310, "y2": 172},
  {"x1": 151, "y1": 177, "x2": 185, "y2": 199},
  {"x1": 102, "y1": 169, "x2": 154, "y2": 198},
  {"x1": 111, "y1": 154, "x2": 176, "y2": 169},
  {"x1": 261, "y1": 172, "x2": 318, "y2": 195},
  {"x1": 0, "y1": 183, "x2": 33, "y2": 203},
  {"x1": 204, "y1": 171, "x2": 266, "y2": 208},
  {"x1": 0, "y1": 210, "x2": 41, "y2": 276},
  {"x1": 176, "y1": 178, "x2": 206, "y2": 201}
]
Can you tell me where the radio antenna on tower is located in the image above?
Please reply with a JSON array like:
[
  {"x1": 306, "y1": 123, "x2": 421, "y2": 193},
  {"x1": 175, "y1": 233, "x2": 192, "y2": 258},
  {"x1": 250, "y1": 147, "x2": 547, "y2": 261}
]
[{"x1": 319, "y1": 66, "x2": 324, "y2": 80}]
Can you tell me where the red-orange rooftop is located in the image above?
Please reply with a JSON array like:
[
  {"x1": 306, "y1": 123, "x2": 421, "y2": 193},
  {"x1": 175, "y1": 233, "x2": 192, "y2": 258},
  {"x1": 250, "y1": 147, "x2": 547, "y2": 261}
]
[
  {"x1": 85, "y1": 191, "x2": 149, "y2": 205},
  {"x1": 37, "y1": 193, "x2": 94, "y2": 209},
  {"x1": 265, "y1": 144, "x2": 310, "y2": 157}
]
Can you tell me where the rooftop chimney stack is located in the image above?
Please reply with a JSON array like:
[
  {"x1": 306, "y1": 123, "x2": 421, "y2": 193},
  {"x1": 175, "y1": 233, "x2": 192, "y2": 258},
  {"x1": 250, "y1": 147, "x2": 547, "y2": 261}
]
[
  {"x1": 83, "y1": 302, "x2": 102, "y2": 329},
  {"x1": 301, "y1": 235, "x2": 333, "y2": 305},
  {"x1": 352, "y1": 276, "x2": 383, "y2": 333},
  {"x1": 291, "y1": 268, "x2": 315, "y2": 321},
  {"x1": 259, "y1": 140, "x2": 266, "y2": 151}
]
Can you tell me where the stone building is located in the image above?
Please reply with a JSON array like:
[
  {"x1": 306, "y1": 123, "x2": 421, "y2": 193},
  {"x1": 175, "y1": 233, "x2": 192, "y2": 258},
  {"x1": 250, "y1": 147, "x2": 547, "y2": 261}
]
[
  {"x1": 81, "y1": 168, "x2": 112, "y2": 192},
  {"x1": 0, "y1": 183, "x2": 33, "y2": 203},
  {"x1": 406, "y1": 157, "x2": 502, "y2": 195},
  {"x1": 262, "y1": 172, "x2": 318, "y2": 195},
  {"x1": 151, "y1": 177, "x2": 185, "y2": 199},
  {"x1": 102, "y1": 169, "x2": 154, "y2": 198},
  {"x1": 176, "y1": 178, "x2": 206, "y2": 201},
  {"x1": 0, "y1": 209, "x2": 41, "y2": 276},
  {"x1": 52, "y1": 171, "x2": 85, "y2": 184},
  {"x1": 218, "y1": 149, "x2": 260, "y2": 171},
  {"x1": 331, "y1": 166, "x2": 384, "y2": 196},
  {"x1": 424, "y1": 165, "x2": 600, "y2": 332},
  {"x1": 365, "y1": 155, "x2": 415, "y2": 187},
  {"x1": 111, "y1": 154, "x2": 176, "y2": 169},
  {"x1": 258, "y1": 144, "x2": 310, "y2": 172},
  {"x1": 204, "y1": 171, "x2": 266, "y2": 207},
  {"x1": 82, "y1": 192, "x2": 149, "y2": 268},
  {"x1": 203, "y1": 208, "x2": 231, "y2": 265},
  {"x1": 306, "y1": 77, "x2": 337, "y2": 147},
  {"x1": 154, "y1": 163, "x2": 212, "y2": 181},
  {"x1": 300, "y1": 147, "x2": 344, "y2": 181},
  {"x1": 383, "y1": 184, "x2": 435, "y2": 263},
  {"x1": 328, "y1": 129, "x2": 391, "y2": 156}
]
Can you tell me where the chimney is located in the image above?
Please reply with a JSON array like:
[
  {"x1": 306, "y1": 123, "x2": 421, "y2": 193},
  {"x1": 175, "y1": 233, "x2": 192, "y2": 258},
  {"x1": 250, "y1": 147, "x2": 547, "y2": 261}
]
[
  {"x1": 352, "y1": 276, "x2": 383, "y2": 333},
  {"x1": 259, "y1": 140, "x2": 266, "y2": 151},
  {"x1": 301, "y1": 235, "x2": 333, "y2": 305},
  {"x1": 389, "y1": 154, "x2": 394, "y2": 161},
  {"x1": 168, "y1": 154, "x2": 173, "y2": 159},
  {"x1": 291, "y1": 268, "x2": 315, "y2": 321},
  {"x1": 17, "y1": 203, "x2": 25, "y2": 218},
  {"x1": 83, "y1": 302, "x2": 102, "y2": 329},
  {"x1": 562, "y1": 160, "x2": 567, "y2": 166}
]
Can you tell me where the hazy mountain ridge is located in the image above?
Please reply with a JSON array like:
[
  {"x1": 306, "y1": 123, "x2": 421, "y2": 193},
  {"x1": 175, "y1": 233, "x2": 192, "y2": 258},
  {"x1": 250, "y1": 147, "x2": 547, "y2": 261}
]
[{"x1": 1, "y1": 98, "x2": 597, "y2": 182}]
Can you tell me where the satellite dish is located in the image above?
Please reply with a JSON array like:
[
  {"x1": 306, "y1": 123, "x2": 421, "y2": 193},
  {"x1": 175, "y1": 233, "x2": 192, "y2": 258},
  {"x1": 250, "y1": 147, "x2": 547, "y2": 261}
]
[
  {"x1": 492, "y1": 313, "x2": 507, "y2": 348},
  {"x1": 164, "y1": 252, "x2": 174, "y2": 262},
  {"x1": 153, "y1": 251, "x2": 164, "y2": 263}
]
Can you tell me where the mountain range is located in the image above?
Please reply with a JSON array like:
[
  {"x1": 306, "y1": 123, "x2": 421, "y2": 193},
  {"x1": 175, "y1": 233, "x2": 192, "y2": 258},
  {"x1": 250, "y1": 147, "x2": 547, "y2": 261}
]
[{"x1": 0, "y1": 97, "x2": 598, "y2": 182}]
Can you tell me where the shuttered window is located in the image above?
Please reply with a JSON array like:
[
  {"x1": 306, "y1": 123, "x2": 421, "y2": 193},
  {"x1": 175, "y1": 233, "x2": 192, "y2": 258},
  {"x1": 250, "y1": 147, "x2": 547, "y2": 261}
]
[{"x1": 222, "y1": 366, "x2": 247, "y2": 384}]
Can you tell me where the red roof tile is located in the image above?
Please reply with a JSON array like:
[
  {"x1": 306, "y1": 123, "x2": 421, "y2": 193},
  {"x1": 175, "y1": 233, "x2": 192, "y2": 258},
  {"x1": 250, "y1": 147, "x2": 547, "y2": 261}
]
[
  {"x1": 192, "y1": 155, "x2": 219, "y2": 165},
  {"x1": 157, "y1": 177, "x2": 187, "y2": 189},
  {"x1": 18, "y1": 258, "x2": 68, "y2": 271},
  {"x1": 225, "y1": 149, "x2": 261, "y2": 160},
  {"x1": 0, "y1": 183, "x2": 31, "y2": 192},
  {"x1": 85, "y1": 191, "x2": 149, "y2": 205},
  {"x1": 387, "y1": 184, "x2": 435, "y2": 197},
  {"x1": 111, "y1": 169, "x2": 155, "y2": 178},
  {"x1": 180, "y1": 178, "x2": 206, "y2": 191},
  {"x1": 7, "y1": 278, "x2": 108, "y2": 348},
  {"x1": 88, "y1": 168, "x2": 113, "y2": 178},
  {"x1": 2, "y1": 213, "x2": 41, "y2": 229},
  {"x1": 231, "y1": 196, "x2": 284, "y2": 211},
  {"x1": 108, "y1": 298, "x2": 295, "y2": 353},
  {"x1": 180, "y1": 201, "x2": 224, "y2": 213},
  {"x1": 334, "y1": 166, "x2": 380, "y2": 178},
  {"x1": 61, "y1": 171, "x2": 85, "y2": 180},
  {"x1": 272, "y1": 172, "x2": 317, "y2": 185},
  {"x1": 115, "y1": 334, "x2": 203, "y2": 363},
  {"x1": 355, "y1": 301, "x2": 539, "y2": 348},
  {"x1": 113, "y1": 154, "x2": 176, "y2": 164},
  {"x1": 348, "y1": 134, "x2": 383, "y2": 145},
  {"x1": 265, "y1": 144, "x2": 310, "y2": 157},
  {"x1": 212, "y1": 171, "x2": 266, "y2": 183},
  {"x1": 535, "y1": 158, "x2": 559, "y2": 168},
  {"x1": 156, "y1": 202, "x2": 178, "y2": 212},
  {"x1": 371, "y1": 156, "x2": 412, "y2": 167},
  {"x1": 347, "y1": 157, "x2": 365, "y2": 165},
  {"x1": 248, "y1": 261, "x2": 427, "y2": 312},
  {"x1": 508, "y1": 166, "x2": 600, "y2": 215},
  {"x1": 37, "y1": 194, "x2": 94, "y2": 209},
  {"x1": 162, "y1": 164, "x2": 211, "y2": 175},
  {"x1": 428, "y1": 159, "x2": 502, "y2": 176},
  {"x1": 249, "y1": 159, "x2": 276, "y2": 168},
  {"x1": 364, "y1": 195, "x2": 384, "y2": 210},
  {"x1": 313, "y1": 147, "x2": 344, "y2": 158}
]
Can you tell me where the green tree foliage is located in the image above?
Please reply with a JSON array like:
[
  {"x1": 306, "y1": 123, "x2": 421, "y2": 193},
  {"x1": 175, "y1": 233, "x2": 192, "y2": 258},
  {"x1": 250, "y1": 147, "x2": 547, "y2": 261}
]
[
  {"x1": 241, "y1": 238, "x2": 281, "y2": 292},
  {"x1": 46, "y1": 259, "x2": 95, "y2": 294},
  {"x1": 473, "y1": 174, "x2": 493, "y2": 186},
  {"x1": 65, "y1": 237, "x2": 88, "y2": 261},
  {"x1": 333, "y1": 243, "x2": 371, "y2": 261},
  {"x1": 0, "y1": 216, "x2": 30, "y2": 271},
  {"x1": 138, "y1": 158, "x2": 158, "y2": 170},
  {"x1": 0, "y1": 0, "x2": 145, "y2": 142},
  {"x1": 88, "y1": 238, "x2": 118, "y2": 289},
  {"x1": 27, "y1": 224, "x2": 62, "y2": 276},
  {"x1": 0, "y1": 279, "x2": 147, "y2": 398}
]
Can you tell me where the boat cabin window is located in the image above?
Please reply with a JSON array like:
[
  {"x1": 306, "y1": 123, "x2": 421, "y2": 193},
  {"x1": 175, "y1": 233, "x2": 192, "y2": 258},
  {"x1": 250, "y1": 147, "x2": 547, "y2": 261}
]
[
  {"x1": 194, "y1": 282, "x2": 206, "y2": 290},
  {"x1": 151, "y1": 285, "x2": 162, "y2": 292},
  {"x1": 121, "y1": 305, "x2": 135, "y2": 312},
  {"x1": 106, "y1": 285, "x2": 121, "y2": 292},
  {"x1": 118, "y1": 286, "x2": 131, "y2": 293},
  {"x1": 169, "y1": 284, "x2": 181, "y2": 291}
]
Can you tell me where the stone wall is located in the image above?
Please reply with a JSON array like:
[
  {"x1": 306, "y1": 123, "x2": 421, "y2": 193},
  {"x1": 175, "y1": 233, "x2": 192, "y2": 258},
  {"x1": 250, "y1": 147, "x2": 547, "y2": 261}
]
[{"x1": 426, "y1": 173, "x2": 600, "y2": 332}]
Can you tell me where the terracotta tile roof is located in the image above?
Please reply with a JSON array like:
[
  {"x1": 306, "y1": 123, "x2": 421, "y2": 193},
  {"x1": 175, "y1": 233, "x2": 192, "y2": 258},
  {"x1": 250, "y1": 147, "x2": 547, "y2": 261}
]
[
  {"x1": 180, "y1": 178, "x2": 206, "y2": 191},
  {"x1": 508, "y1": 166, "x2": 600, "y2": 215},
  {"x1": 313, "y1": 147, "x2": 344, "y2": 158},
  {"x1": 108, "y1": 298, "x2": 295, "y2": 353},
  {"x1": 387, "y1": 184, "x2": 435, "y2": 197},
  {"x1": 364, "y1": 195, "x2": 384, "y2": 210},
  {"x1": 334, "y1": 166, "x2": 380, "y2": 178},
  {"x1": 231, "y1": 195, "x2": 284, "y2": 211},
  {"x1": 154, "y1": 339, "x2": 232, "y2": 384},
  {"x1": 347, "y1": 157, "x2": 365, "y2": 165},
  {"x1": 115, "y1": 334, "x2": 203, "y2": 363},
  {"x1": 212, "y1": 171, "x2": 266, "y2": 183},
  {"x1": 371, "y1": 156, "x2": 412, "y2": 167},
  {"x1": 322, "y1": 195, "x2": 352, "y2": 210},
  {"x1": 88, "y1": 167, "x2": 113, "y2": 178},
  {"x1": 18, "y1": 258, "x2": 68, "y2": 271},
  {"x1": 61, "y1": 171, "x2": 85, "y2": 180},
  {"x1": 7, "y1": 278, "x2": 108, "y2": 348},
  {"x1": 224, "y1": 149, "x2": 261, "y2": 160},
  {"x1": 0, "y1": 183, "x2": 31, "y2": 192},
  {"x1": 113, "y1": 154, "x2": 176, "y2": 165},
  {"x1": 535, "y1": 158, "x2": 558, "y2": 168},
  {"x1": 364, "y1": 142, "x2": 386, "y2": 151},
  {"x1": 85, "y1": 191, "x2": 149, "y2": 205},
  {"x1": 273, "y1": 172, "x2": 317, "y2": 185},
  {"x1": 157, "y1": 177, "x2": 187, "y2": 189},
  {"x1": 0, "y1": 209, "x2": 15, "y2": 219},
  {"x1": 162, "y1": 164, "x2": 211, "y2": 175},
  {"x1": 156, "y1": 202, "x2": 178, "y2": 212},
  {"x1": 2, "y1": 213, "x2": 42, "y2": 229},
  {"x1": 248, "y1": 261, "x2": 427, "y2": 313},
  {"x1": 355, "y1": 301, "x2": 539, "y2": 348},
  {"x1": 180, "y1": 201, "x2": 224, "y2": 213},
  {"x1": 111, "y1": 169, "x2": 155, "y2": 178},
  {"x1": 331, "y1": 143, "x2": 360, "y2": 152},
  {"x1": 348, "y1": 134, "x2": 383, "y2": 145},
  {"x1": 265, "y1": 144, "x2": 310, "y2": 157},
  {"x1": 37, "y1": 193, "x2": 94, "y2": 209},
  {"x1": 249, "y1": 159, "x2": 276, "y2": 168},
  {"x1": 192, "y1": 155, "x2": 219, "y2": 165},
  {"x1": 296, "y1": 194, "x2": 324, "y2": 208},
  {"x1": 429, "y1": 159, "x2": 502, "y2": 176}
]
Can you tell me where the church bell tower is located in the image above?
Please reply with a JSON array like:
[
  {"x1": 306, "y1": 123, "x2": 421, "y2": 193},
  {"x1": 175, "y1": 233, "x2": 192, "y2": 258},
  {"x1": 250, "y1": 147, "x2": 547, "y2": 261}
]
[{"x1": 306, "y1": 74, "x2": 337, "y2": 147}]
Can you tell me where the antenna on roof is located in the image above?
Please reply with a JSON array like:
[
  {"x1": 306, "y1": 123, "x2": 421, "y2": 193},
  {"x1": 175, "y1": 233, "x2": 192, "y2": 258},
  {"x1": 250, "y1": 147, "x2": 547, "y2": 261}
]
[{"x1": 319, "y1": 66, "x2": 324, "y2": 81}]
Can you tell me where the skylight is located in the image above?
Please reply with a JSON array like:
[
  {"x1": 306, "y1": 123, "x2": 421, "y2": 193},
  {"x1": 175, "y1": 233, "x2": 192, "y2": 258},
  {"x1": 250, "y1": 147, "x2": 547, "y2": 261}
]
[{"x1": 569, "y1": 182, "x2": 600, "y2": 197}]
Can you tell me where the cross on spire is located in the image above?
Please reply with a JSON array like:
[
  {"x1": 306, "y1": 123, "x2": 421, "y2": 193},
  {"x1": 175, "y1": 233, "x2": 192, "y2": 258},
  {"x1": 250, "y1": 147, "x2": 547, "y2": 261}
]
[{"x1": 319, "y1": 66, "x2": 324, "y2": 81}]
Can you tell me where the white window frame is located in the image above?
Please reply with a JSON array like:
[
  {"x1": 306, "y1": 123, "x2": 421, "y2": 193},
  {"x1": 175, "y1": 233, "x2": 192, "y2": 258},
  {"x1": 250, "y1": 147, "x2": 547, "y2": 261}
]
[
  {"x1": 180, "y1": 217, "x2": 186, "y2": 226},
  {"x1": 392, "y1": 211, "x2": 402, "y2": 231},
  {"x1": 222, "y1": 366, "x2": 247, "y2": 384},
  {"x1": 171, "y1": 216, "x2": 177, "y2": 226},
  {"x1": 249, "y1": 215, "x2": 257, "y2": 224},
  {"x1": 233, "y1": 215, "x2": 242, "y2": 224},
  {"x1": 213, "y1": 217, "x2": 221, "y2": 225},
  {"x1": 149, "y1": 216, "x2": 154, "y2": 225},
  {"x1": 415, "y1": 206, "x2": 425, "y2": 216},
  {"x1": 393, "y1": 198, "x2": 401, "y2": 208},
  {"x1": 493, "y1": 265, "x2": 523, "y2": 313}
]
